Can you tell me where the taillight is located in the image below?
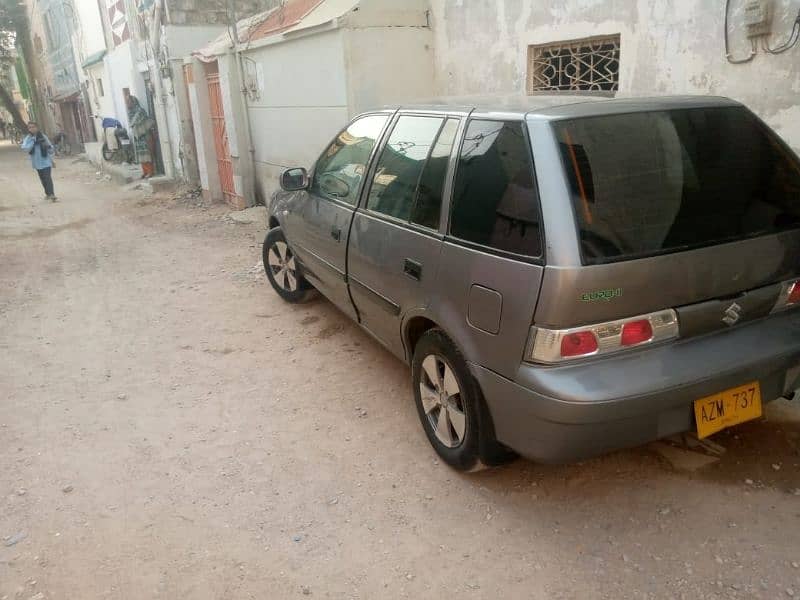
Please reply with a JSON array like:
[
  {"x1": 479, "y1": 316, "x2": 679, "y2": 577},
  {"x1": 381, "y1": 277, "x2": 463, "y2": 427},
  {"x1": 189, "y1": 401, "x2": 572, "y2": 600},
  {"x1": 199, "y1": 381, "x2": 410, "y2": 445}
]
[
  {"x1": 773, "y1": 280, "x2": 800, "y2": 312},
  {"x1": 560, "y1": 331, "x2": 599, "y2": 357},
  {"x1": 527, "y1": 309, "x2": 678, "y2": 364},
  {"x1": 621, "y1": 319, "x2": 653, "y2": 346}
]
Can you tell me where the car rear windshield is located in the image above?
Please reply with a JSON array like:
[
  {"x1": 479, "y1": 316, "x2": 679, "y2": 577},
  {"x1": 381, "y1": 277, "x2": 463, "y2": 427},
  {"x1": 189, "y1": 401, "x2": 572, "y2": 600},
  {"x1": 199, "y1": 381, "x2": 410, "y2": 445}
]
[{"x1": 553, "y1": 106, "x2": 800, "y2": 264}]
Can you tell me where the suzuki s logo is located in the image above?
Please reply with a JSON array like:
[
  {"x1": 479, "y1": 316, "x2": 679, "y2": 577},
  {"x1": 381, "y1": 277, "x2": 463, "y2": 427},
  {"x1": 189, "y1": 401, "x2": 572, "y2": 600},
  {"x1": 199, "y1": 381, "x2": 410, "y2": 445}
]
[{"x1": 722, "y1": 302, "x2": 743, "y2": 326}]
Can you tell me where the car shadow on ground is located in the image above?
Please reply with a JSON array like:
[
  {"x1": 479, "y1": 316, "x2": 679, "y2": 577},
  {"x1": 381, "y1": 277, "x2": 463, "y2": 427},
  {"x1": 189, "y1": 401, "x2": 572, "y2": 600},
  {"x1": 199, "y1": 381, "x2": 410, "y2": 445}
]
[
  {"x1": 468, "y1": 405, "x2": 800, "y2": 499},
  {"x1": 280, "y1": 293, "x2": 800, "y2": 500}
]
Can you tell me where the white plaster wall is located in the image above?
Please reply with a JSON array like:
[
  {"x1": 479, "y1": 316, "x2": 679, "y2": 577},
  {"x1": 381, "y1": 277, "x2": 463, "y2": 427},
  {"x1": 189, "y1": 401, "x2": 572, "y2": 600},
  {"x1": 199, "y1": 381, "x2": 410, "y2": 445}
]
[
  {"x1": 244, "y1": 29, "x2": 351, "y2": 200},
  {"x1": 86, "y1": 62, "x2": 116, "y2": 138},
  {"x1": 104, "y1": 42, "x2": 147, "y2": 129},
  {"x1": 186, "y1": 78, "x2": 210, "y2": 190},
  {"x1": 218, "y1": 55, "x2": 240, "y2": 158},
  {"x1": 429, "y1": 0, "x2": 800, "y2": 151},
  {"x1": 164, "y1": 79, "x2": 184, "y2": 177},
  {"x1": 164, "y1": 25, "x2": 227, "y2": 58},
  {"x1": 344, "y1": 26, "x2": 436, "y2": 115}
]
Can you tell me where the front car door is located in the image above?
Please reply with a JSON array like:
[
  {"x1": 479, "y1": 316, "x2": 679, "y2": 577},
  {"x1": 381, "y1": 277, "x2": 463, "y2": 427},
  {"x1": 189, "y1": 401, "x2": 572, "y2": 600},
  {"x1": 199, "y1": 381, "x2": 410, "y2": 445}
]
[
  {"x1": 347, "y1": 113, "x2": 462, "y2": 357},
  {"x1": 284, "y1": 113, "x2": 392, "y2": 317}
]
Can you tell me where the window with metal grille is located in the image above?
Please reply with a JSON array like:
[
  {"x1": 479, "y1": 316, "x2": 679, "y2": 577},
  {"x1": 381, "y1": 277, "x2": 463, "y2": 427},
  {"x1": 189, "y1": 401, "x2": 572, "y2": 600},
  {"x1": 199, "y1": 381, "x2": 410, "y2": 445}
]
[{"x1": 527, "y1": 35, "x2": 620, "y2": 94}]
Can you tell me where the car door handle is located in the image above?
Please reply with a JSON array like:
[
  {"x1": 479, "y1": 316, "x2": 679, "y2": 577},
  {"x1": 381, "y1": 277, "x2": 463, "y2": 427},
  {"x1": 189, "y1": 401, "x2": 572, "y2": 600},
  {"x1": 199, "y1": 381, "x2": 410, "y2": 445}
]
[
  {"x1": 403, "y1": 259, "x2": 422, "y2": 281},
  {"x1": 330, "y1": 227, "x2": 341, "y2": 242}
]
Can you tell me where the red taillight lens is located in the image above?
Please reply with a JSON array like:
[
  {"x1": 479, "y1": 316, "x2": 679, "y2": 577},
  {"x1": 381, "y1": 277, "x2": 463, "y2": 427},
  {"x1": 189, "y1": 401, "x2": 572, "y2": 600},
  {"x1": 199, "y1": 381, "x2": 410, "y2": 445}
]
[
  {"x1": 560, "y1": 331, "x2": 599, "y2": 357},
  {"x1": 788, "y1": 282, "x2": 800, "y2": 305},
  {"x1": 620, "y1": 319, "x2": 654, "y2": 346}
]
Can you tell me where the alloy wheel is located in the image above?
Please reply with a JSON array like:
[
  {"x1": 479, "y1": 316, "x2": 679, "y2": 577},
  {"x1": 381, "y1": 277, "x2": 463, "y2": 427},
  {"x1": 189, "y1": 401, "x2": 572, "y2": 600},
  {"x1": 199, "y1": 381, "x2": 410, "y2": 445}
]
[
  {"x1": 419, "y1": 354, "x2": 466, "y2": 448},
  {"x1": 267, "y1": 240, "x2": 298, "y2": 292}
]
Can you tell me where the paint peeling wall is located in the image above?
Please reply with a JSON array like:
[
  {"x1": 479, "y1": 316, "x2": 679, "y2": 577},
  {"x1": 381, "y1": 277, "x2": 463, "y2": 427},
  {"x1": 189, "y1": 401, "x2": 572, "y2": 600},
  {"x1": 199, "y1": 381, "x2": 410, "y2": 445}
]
[{"x1": 429, "y1": 0, "x2": 800, "y2": 151}]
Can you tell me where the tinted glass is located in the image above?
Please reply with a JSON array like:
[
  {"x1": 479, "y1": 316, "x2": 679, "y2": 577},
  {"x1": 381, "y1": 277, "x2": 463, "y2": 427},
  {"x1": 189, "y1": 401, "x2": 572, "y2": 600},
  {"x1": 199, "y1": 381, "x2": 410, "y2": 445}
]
[
  {"x1": 411, "y1": 118, "x2": 459, "y2": 229},
  {"x1": 311, "y1": 114, "x2": 388, "y2": 205},
  {"x1": 554, "y1": 107, "x2": 800, "y2": 264},
  {"x1": 367, "y1": 116, "x2": 444, "y2": 221},
  {"x1": 450, "y1": 120, "x2": 541, "y2": 256}
]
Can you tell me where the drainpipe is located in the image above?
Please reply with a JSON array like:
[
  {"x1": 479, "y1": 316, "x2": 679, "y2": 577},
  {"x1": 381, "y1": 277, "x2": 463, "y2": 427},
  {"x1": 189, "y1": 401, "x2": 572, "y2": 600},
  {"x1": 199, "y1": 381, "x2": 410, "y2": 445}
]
[{"x1": 149, "y1": 0, "x2": 175, "y2": 179}]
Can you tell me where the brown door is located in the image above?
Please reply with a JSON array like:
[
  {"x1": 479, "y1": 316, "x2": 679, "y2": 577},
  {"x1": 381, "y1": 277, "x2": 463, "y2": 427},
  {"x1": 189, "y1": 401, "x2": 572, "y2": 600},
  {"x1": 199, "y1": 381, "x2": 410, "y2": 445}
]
[{"x1": 206, "y1": 71, "x2": 237, "y2": 206}]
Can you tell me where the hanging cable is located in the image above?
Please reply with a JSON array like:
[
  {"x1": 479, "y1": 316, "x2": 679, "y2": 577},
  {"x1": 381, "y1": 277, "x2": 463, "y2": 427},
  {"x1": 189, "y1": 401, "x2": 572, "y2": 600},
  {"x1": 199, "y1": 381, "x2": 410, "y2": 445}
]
[
  {"x1": 762, "y1": 8, "x2": 800, "y2": 54},
  {"x1": 724, "y1": 0, "x2": 757, "y2": 63}
]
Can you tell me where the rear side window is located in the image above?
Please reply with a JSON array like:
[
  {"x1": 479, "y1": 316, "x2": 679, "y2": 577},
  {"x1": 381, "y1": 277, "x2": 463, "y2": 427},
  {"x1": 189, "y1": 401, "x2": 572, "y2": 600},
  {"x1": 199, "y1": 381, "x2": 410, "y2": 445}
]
[
  {"x1": 366, "y1": 116, "x2": 459, "y2": 230},
  {"x1": 554, "y1": 106, "x2": 800, "y2": 264},
  {"x1": 367, "y1": 116, "x2": 444, "y2": 221},
  {"x1": 412, "y1": 119, "x2": 459, "y2": 229},
  {"x1": 449, "y1": 120, "x2": 542, "y2": 257}
]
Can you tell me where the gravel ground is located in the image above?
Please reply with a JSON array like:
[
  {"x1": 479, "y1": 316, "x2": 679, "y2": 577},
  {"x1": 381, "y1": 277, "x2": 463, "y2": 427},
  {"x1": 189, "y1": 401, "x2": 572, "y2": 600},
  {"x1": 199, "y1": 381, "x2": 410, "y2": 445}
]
[{"x1": 1, "y1": 141, "x2": 799, "y2": 599}]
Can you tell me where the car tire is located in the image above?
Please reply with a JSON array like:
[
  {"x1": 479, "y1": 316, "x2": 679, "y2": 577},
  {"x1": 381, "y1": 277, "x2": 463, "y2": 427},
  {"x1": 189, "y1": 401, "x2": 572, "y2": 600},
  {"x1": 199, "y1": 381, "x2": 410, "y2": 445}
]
[
  {"x1": 412, "y1": 328, "x2": 516, "y2": 471},
  {"x1": 262, "y1": 227, "x2": 316, "y2": 303}
]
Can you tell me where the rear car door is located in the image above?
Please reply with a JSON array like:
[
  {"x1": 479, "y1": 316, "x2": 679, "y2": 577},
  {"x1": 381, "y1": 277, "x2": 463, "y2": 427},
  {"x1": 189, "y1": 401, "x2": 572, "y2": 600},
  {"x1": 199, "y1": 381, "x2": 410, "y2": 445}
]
[
  {"x1": 431, "y1": 117, "x2": 546, "y2": 379},
  {"x1": 348, "y1": 114, "x2": 461, "y2": 357},
  {"x1": 285, "y1": 113, "x2": 391, "y2": 317}
]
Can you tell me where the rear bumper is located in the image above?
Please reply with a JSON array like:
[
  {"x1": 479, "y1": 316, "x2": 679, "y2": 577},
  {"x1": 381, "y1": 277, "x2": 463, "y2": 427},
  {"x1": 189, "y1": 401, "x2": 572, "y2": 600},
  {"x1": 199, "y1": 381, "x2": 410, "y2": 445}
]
[{"x1": 472, "y1": 310, "x2": 800, "y2": 463}]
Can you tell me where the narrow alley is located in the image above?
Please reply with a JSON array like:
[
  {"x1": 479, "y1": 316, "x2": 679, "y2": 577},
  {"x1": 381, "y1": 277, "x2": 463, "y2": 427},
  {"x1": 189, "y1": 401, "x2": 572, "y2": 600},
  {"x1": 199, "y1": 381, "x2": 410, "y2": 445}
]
[{"x1": 1, "y1": 140, "x2": 800, "y2": 599}]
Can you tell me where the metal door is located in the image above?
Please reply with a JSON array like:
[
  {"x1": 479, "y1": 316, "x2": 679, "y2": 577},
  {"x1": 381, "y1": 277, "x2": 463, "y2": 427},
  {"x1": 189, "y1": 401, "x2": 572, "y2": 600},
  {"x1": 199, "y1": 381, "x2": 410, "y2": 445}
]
[{"x1": 206, "y1": 72, "x2": 236, "y2": 205}]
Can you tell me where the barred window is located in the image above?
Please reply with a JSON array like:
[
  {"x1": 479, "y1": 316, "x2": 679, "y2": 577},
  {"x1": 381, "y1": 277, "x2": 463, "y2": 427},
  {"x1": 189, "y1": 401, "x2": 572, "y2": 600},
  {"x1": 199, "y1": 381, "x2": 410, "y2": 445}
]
[{"x1": 527, "y1": 35, "x2": 620, "y2": 94}]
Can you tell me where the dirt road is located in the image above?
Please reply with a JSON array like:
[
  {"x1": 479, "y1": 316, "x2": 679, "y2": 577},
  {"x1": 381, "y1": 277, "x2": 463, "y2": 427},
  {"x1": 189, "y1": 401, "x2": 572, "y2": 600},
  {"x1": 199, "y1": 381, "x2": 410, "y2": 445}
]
[{"x1": 1, "y1": 140, "x2": 799, "y2": 599}]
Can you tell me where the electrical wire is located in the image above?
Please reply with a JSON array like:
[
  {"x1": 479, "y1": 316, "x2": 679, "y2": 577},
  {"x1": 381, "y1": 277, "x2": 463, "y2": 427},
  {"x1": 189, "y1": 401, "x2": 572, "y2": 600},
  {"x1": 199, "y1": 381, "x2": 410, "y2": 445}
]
[
  {"x1": 724, "y1": 0, "x2": 757, "y2": 63},
  {"x1": 762, "y1": 8, "x2": 800, "y2": 54}
]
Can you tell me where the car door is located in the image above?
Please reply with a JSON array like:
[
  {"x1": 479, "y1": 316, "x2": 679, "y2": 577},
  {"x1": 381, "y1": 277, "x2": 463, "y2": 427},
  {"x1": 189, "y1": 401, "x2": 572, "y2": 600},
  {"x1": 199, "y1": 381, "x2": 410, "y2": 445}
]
[
  {"x1": 431, "y1": 117, "x2": 546, "y2": 379},
  {"x1": 348, "y1": 114, "x2": 461, "y2": 357},
  {"x1": 285, "y1": 113, "x2": 391, "y2": 317}
]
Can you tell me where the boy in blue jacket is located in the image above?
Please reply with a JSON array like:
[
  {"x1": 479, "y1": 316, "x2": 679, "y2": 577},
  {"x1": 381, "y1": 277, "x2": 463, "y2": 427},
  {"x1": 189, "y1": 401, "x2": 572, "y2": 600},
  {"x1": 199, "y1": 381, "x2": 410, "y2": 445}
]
[{"x1": 20, "y1": 121, "x2": 57, "y2": 202}]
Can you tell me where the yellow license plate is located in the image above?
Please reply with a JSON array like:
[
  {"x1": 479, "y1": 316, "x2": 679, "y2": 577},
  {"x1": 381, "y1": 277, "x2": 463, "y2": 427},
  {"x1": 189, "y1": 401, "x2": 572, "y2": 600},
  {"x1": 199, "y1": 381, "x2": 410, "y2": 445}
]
[{"x1": 694, "y1": 381, "x2": 762, "y2": 439}]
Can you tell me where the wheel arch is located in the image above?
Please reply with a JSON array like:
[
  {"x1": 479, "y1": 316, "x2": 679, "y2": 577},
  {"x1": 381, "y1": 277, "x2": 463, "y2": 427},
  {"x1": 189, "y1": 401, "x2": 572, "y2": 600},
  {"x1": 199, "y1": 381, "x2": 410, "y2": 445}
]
[
  {"x1": 404, "y1": 310, "x2": 515, "y2": 467},
  {"x1": 403, "y1": 314, "x2": 439, "y2": 363}
]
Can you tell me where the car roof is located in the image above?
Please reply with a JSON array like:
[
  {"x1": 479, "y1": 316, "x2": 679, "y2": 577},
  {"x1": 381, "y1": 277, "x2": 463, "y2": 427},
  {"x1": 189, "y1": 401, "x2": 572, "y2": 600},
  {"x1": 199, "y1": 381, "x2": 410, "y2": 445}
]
[{"x1": 388, "y1": 94, "x2": 742, "y2": 120}]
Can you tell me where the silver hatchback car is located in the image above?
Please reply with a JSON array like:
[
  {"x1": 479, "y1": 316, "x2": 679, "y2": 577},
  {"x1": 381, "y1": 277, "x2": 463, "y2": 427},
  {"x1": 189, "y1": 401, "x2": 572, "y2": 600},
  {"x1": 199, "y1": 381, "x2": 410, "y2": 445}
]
[{"x1": 264, "y1": 96, "x2": 800, "y2": 469}]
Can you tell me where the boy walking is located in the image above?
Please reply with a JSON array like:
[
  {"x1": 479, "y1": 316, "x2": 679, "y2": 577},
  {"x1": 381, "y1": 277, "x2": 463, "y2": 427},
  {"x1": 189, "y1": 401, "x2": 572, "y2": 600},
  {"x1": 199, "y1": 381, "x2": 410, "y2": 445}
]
[{"x1": 20, "y1": 121, "x2": 57, "y2": 202}]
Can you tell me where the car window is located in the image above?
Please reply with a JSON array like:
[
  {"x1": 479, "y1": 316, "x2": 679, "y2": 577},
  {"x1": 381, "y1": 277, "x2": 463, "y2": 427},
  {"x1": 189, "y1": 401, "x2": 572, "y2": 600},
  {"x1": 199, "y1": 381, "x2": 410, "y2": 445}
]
[
  {"x1": 450, "y1": 120, "x2": 542, "y2": 257},
  {"x1": 554, "y1": 106, "x2": 800, "y2": 264},
  {"x1": 411, "y1": 118, "x2": 459, "y2": 230},
  {"x1": 366, "y1": 116, "x2": 445, "y2": 222},
  {"x1": 310, "y1": 114, "x2": 388, "y2": 205}
]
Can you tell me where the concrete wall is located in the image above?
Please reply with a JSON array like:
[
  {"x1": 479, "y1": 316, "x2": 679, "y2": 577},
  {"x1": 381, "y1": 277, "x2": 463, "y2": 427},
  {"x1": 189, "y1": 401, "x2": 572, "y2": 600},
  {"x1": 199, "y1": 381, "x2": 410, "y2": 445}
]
[
  {"x1": 428, "y1": 0, "x2": 800, "y2": 152},
  {"x1": 244, "y1": 29, "x2": 351, "y2": 203},
  {"x1": 104, "y1": 41, "x2": 147, "y2": 129},
  {"x1": 344, "y1": 25, "x2": 436, "y2": 115},
  {"x1": 164, "y1": 24, "x2": 227, "y2": 57},
  {"x1": 85, "y1": 62, "x2": 116, "y2": 139},
  {"x1": 242, "y1": 20, "x2": 435, "y2": 204}
]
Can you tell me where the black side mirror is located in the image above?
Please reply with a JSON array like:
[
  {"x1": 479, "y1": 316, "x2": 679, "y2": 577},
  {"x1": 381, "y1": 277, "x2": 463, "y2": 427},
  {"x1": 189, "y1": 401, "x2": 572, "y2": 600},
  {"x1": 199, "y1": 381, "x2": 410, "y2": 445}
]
[{"x1": 280, "y1": 167, "x2": 309, "y2": 191}]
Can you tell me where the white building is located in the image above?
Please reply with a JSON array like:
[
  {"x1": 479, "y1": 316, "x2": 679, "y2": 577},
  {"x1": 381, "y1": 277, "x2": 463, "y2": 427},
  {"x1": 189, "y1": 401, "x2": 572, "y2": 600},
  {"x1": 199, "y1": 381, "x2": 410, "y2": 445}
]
[{"x1": 188, "y1": 0, "x2": 435, "y2": 207}]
